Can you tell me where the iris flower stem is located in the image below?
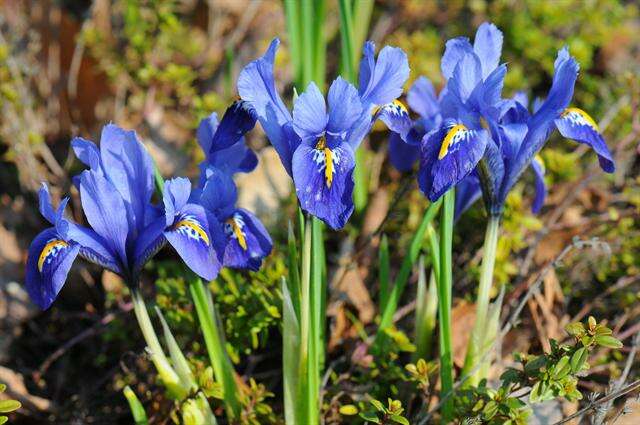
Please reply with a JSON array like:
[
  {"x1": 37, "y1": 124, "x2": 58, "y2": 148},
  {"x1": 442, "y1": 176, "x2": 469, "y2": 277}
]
[
  {"x1": 437, "y1": 189, "x2": 455, "y2": 422},
  {"x1": 190, "y1": 279, "x2": 240, "y2": 420},
  {"x1": 462, "y1": 215, "x2": 501, "y2": 385},
  {"x1": 299, "y1": 214, "x2": 319, "y2": 424},
  {"x1": 131, "y1": 288, "x2": 165, "y2": 362}
]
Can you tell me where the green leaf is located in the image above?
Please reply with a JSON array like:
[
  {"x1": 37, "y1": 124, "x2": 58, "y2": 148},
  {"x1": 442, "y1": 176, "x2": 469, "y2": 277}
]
[
  {"x1": 339, "y1": 404, "x2": 358, "y2": 415},
  {"x1": 389, "y1": 414, "x2": 410, "y2": 425},
  {"x1": 190, "y1": 279, "x2": 240, "y2": 419},
  {"x1": 282, "y1": 277, "x2": 302, "y2": 425},
  {"x1": 378, "y1": 234, "x2": 390, "y2": 312},
  {"x1": 155, "y1": 307, "x2": 197, "y2": 394},
  {"x1": 524, "y1": 355, "x2": 546, "y2": 375},
  {"x1": 595, "y1": 335, "x2": 623, "y2": 349},
  {"x1": 552, "y1": 356, "x2": 571, "y2": 379},
  {"x1": 123, "y1": 386, "x2": 148, "y2": 425},
  {"x1": 0, "y1": 400, "x2": 20, "y2": 414},
  {"x1": 482, "y1": 400, "x2": 498, "y2": 420},
  {"x1": 0, "y1": 417, "x2": 7, "y2": 425},
  {"x1": 565, "y1": 322, "x2": 584, "y2": 336},
  {"x1": 570, "y1": 347, "x2": 588, "y2": 372},
  {"x1": 370, "y1": 399, "x2": 385, "y2": 412},
  {"x1": 359, "y1": 411, "x2": 381, "y2": 423}
]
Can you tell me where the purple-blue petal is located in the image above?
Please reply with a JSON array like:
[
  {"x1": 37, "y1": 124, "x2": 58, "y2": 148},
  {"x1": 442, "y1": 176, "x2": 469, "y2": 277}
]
[
  {"x1": 293, "y1": 82, "x2": 327, "y2": 142},
  {"x1": 441, "y1": 37, "x2": 474, "y2": 81},
  {"x1": 407, "y1": 77, "x2": 440, "y2": 119},
  {"x1": 358, "y1": 43, "x2": 410, "y2": 108},
  {"x1": 473, "y1": 22, "x2": 503, "y2": 79},
  {"x1": 389, "y1": 132, "x2": 420, "y2": 172},
  {"x1": 98, "y1": 124, "x2": 155, "y2": 233},
  {"x1": 555, "y1": 111, "x2": 615, "y2": 173},
  {"x1": 418, "y1": 124, "x2": 488, "y2": 201},
  {"x1": 164, "y1": 203, "x2": 220, "y2": 281},
  {"x1": 25, "y1": 228, "x2": 80, "y2": 310},
  {"x1": 292, "y1": 143, "x2": 355, "y2": 230},
  {"x1": 531, "y1": 158, "x2": 547, "y2": 214},
  {"x1": 163, "y1": 177, "x2": 192, "y2": 226},
  {"x1": 327, "y1": 77, "x2": 362, "y2": 137},
  {"x1": 454, "y1": 173, "x2": 482, "y2": 221},
  {"x1": 222, "y1": 209, "x2": 272, "y2": 271},
  {"x1": 238, "y1": 38, "x2": 297, "y2": 174},
  {"x1": 79, "y1": 169, "x2": 129, "y2": 267}
]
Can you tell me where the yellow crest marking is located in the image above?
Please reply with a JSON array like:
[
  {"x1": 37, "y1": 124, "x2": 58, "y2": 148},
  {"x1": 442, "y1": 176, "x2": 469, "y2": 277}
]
[
  {"x1": 438, "y1": 124, "x2": 467, "y2": 160},
  {"x1": 174, "y1": 220, "x2": 210, "y2": 246},
  {"x1": 393, "y1": 99, "x2": 408, "y2": 113},
  {"x1": 563, "y1": 107, "x2": 599, "y2": 131},
  {"x1": 38, "y1": 239, "x2": 69, "y2": 272},
  {"x1": 227, "y1": 218, "x2": 247, "y2": 250},
  {"x1": 316, "y1": 137, "x2": 333, "y2": 188}
]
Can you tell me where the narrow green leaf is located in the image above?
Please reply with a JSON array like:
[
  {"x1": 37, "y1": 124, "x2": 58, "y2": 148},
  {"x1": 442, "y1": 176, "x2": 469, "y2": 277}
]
[
  {"x1": 287, "y1": 221, "x2": 302, "y2": 319},
  {"x1": 155, "y1": 307, "x2": 197, "y2": 393},
  {"x1": 389, "y1": 415, "x2": 410, "y2": 425},
  {"x1": 282, "y1": 277, "x2": 302, "y2": 424},
  {"x1": 123, "y1": 386, "x2": 148, "y2": 425},
  {"x1": 283, "y1": 0, "x2": 301, "y2": 86},
  {"x1": 352, "y1": 0, "x2": 374, "y2": 70},
  {"x1": 552, "y1": 355, "x2": 571, "y2": 379},
  {"x1": 437, "y1": 189, "x2": 455, "y2": 421},
  {"x1": 0, "y1": 400, "x2": 20, "y2": 414},
  {"x1": 378, "y1": 234, "x2": 390, "y2": 312},
  {"x1": 376, "y1": 199, "x2": 442, "y2": 343},
  {"x1": 190, "y1": 279, "x2": 240, "y2": 420}
]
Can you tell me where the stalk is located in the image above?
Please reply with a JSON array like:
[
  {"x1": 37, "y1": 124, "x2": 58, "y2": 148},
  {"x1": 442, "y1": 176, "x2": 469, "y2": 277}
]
[
  {"x1": 283, "y1": 0, "x2": 301, "y2": 86},
  {"x1": 131, "y1": 288, "x2": 187, "y2": 400},
  {"x1": 299, "y1": 215, "x2": 317, "y2": 424},
  {"x1": 300, "y1": 0, "x2": 314, "y2": 87},
  {"x1": 189, "y1": 279, "x2": 240, "y2": 419},
  {"x1": 462, "y1": 215, "x2": 501, "y2": 385},
  {"x1": 437, "y1": 189, "x2": 455, "y2": 422}
]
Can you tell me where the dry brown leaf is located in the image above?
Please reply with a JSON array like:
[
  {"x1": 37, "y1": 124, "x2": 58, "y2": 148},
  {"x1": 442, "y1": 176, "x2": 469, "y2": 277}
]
[{"x1": 451, "y1": 301, "x2": 476, "y2": 368}]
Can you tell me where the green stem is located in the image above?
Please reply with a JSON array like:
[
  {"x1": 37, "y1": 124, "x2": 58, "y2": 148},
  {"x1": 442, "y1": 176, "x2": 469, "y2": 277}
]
[
  {"x1": 462, "y1": 215, "x2": 501, "y2": 385},
  {"x1": 438, "y1": 189, "x2": 455, "y2": 422},
  {"x1": 189, "y1": 279, "x2": 240, "y2": 419},
  {"x1": 299, "y1": 215, "x2": 318, "y2": 424},
  {"x1": 283, "y1": 0, "x2": 301, "y2": 86},
  {"x1": 300, "y1": 0, "x2": 314, "y2": 87}
]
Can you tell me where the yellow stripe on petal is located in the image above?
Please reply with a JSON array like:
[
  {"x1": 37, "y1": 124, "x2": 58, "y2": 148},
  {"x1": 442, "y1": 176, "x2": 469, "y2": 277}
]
[
  {"x1": 38, "y1": 239, "x2": 69, "y2": 272},
  {"x1": 393, "y1": 99, "x2": 408, "y2": 113},
  {"x1": 227, "y1": 218, "x2": 247, "y2": 250},
  {"x1": 315, "y1": 137, "x2": 334, "y2": 188},
  {"x1": 562, "y1": 107, "x2": 599, "y2": 131},
  {"x1": 438, "y1": 124, "x2": 467, "y2": 160},
  {"x1": 174, "y1": 219, "x2": 210, "y2": 246}
]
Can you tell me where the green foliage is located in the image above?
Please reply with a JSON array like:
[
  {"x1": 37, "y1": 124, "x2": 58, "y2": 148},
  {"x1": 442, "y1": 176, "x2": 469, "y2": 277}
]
[
  {"x1": 358, "y1": 398, "x2": 410, "y2": 425},
  {"x1": 455, "y1": 317, "x2": 622, "y2": 424},
  {"x1": 0, "y1": 384, "x2": 20, "y2": 424}
]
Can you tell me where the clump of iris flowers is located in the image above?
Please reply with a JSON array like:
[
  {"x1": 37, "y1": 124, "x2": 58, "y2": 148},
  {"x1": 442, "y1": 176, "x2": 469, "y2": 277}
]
[
  {"x1": 26, "y1": 125, "x2": 219, "y2": 309},
  {"x1": 192, "y1": 100, "x2": 273, "y2": 271},
  {"x1": 238, "y1": 38, "x2": 410, "y2": 229}
]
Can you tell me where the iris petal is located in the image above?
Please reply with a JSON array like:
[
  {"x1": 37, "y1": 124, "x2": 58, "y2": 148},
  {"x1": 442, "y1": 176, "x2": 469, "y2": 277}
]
[
  {"x1": 292, "y1": 143, "x2": 356, "y2": 230},
  {"x1": 293, "y1": 82, "x2": 327, "y2": 141},
  {"x1": 99, "y1": 124, "x2": 155, "y2": 233},
  {"x1": 441, "y1": 37, "x2": 474, "y2": 81},
  {"x1": 555, "y1": 108, "x2": 615, "y2": 173},
  {"x1": 164, "y1": 203, "x2": 220, "y2": 281},
  {"x1": 223, "y1": 209, "x2": 273, "y2": 271},
  {"x1": 389, "y1": 132, "x2": 420, "y2": 172},
  {"x1": 407, "y1": 77, "x2": 440, "y2": 119},
  {"x1": 531, "y1": 156, "x2": 547, "y2": 213},
  {"x1": 358, "y1": 42, "x2": 410, "y2": 108},
  {"x1": 26, "y1": 228, "x2": 80, "y2": 309},
  {"x1": 473, "y1": 22, "x2": 503, "y2": 79}
]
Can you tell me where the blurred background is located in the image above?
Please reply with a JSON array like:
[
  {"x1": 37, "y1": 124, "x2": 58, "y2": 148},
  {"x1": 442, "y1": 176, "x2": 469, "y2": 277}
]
[{"x1": 1, "y1": 0, "x2": 639, "y2": 423}]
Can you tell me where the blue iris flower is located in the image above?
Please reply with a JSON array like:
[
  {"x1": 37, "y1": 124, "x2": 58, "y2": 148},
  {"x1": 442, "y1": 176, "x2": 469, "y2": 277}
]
[
  {"x1": 193, "y1": 101, "x2": 273, "y2": 271},
  {"x1": 26, "y1": 125, "x2": 219, "y2": 309},
  {"x1": 410, "y1": 23, "x2": 614, "y2": 218},
  {"x1": 417, "y1": 22, "x2": 507, "y2": 202},
  {"x1": 238, "y1": 38, "x2": 409, "y2": 229}
]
